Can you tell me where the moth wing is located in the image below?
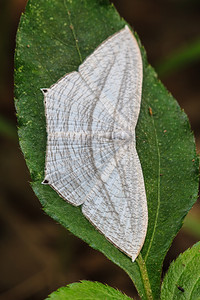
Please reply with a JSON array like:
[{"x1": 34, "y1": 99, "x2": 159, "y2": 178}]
[
  {"x1": 79, "y1": 25, "x2": 143, "y2": 129},
  {"x1": 81, "y1": 141, "x2": 147, "y2": 261},
  {"x1": 43, "y1": 72, "x2": 123, "y2": 206}
]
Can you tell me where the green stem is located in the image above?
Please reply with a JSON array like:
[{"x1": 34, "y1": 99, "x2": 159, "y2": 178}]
[{"x1": 137, "y1": 254, "x2": 153, "y2": 300}]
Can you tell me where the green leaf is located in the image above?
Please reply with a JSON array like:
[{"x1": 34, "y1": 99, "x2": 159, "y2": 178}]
[
  {"x1": 14, "y1": 0, "x2": 199, "y2": 299},
  {"x1": 47, "y1": 281, "x2": 132, "y2": 300},
  {"x1": 156, "y1": 38, "x2": 200, "y2": 77},
  {"x1": 161, "y1": 242, "x2": 200, "y2": 299}
]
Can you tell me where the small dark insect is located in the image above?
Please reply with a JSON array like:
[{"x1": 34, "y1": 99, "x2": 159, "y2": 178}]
[
  {"x1": 177, "y1": 286, "x2": 185, "y2": 292},
  {"x1": 43, "y1": 179, "x2": 49, "y2": 184}
]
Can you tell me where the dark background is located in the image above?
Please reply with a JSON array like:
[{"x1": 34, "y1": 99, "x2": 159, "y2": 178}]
[{"x1": 0, "y1": 0, "x2": 200, "y2": 299}]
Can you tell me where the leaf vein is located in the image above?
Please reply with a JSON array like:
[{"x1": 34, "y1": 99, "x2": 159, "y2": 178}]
[
  {"x1": 188, "y1": 274, "x2": 200, "y2": 299},
  {"x1": 64, "y1": 0, "x2": 83, "y2": 63},
  {"x1": 144, "y1": 114, "x2": 161, "y2": 262}
]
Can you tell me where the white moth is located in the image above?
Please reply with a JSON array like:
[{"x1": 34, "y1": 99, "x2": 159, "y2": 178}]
[{"x1": 42, "y1": 25, "x2": 148, "y2": 262}]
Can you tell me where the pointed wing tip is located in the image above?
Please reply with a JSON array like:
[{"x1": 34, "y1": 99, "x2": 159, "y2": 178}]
[
  {"x1": 124, "y1": 24, "x2": 131, "y2": 33},
  {"x1": 123, "y1": 248, "x2": 139, "y2": 263},
  {"x1": 131, "y1": 253, "x2": 137, "y2": 262},
  {"x1": 122, "y1": 25, "x2": 139, "y2": 46}
]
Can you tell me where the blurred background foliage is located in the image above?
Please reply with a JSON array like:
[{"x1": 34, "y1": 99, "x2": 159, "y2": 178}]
[{"x1": 0, "y1": 0, "x2": 199, "y2": 299}]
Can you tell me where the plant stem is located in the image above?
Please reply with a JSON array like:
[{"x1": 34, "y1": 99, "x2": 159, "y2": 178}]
[{"x1": 137, "y1": 254, "x2": 153, "y2": 300}]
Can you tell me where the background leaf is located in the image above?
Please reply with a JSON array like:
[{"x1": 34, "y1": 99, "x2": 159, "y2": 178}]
[
  {"x1": 47, "y1": 280, "x2": 132, "y2": 300},
  {"x1": 15, "y1": 0, "x2": 199, "y2": 299},
  {"x1": 161, "y1": 242, "x2": 200, "y2": 299},
  {"x1": 156, "y1": 38, "x2": 200, "y2": 77}
]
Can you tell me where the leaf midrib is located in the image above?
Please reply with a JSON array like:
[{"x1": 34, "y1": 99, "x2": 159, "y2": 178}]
[
  {"x1": 144, "y1": 114, "x2": 161, "y2": 262},
  {"x1": 64, "y1": 0, "x2": 83, "y2": 63},
  {"x1": 136, "y1": 112, "x2": 161, "y2": 299}
]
